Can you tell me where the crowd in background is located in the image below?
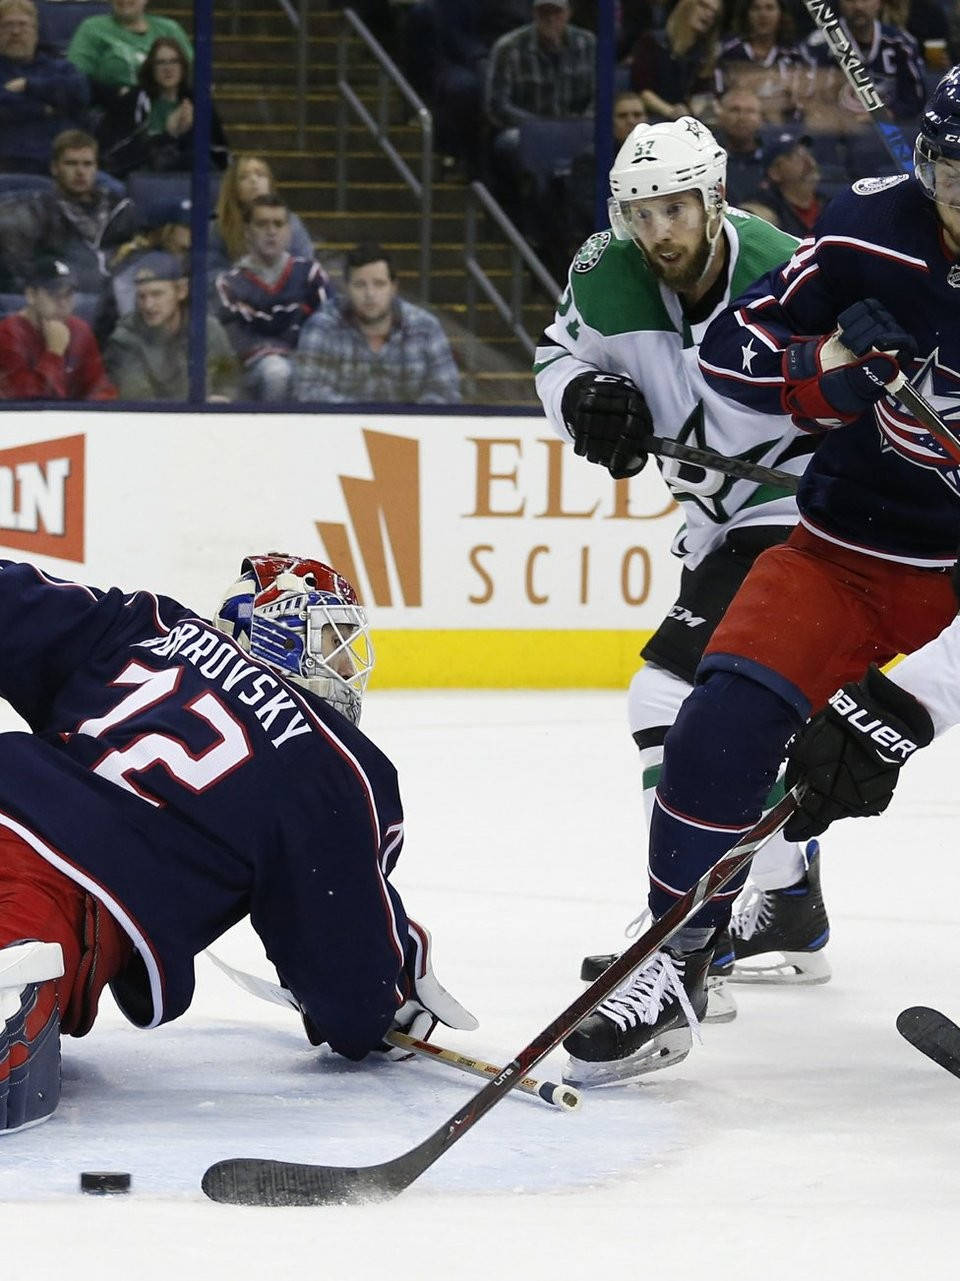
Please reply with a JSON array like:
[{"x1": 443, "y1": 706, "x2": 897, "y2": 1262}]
[{"x1": 0, "y1": 0, "x2": 950, "y2": 403}]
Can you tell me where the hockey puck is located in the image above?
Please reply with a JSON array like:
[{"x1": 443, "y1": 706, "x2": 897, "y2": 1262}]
[{"x1": 80, "y1": 1171, "x2": 131, "y2": 1195}]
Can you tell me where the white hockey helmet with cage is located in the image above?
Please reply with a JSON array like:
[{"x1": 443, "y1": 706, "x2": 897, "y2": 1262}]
[
  {"x1": 214, "y1": 552, "x2": 374, "y2": 725},
  {"x1": 608, "y1": 117, "x2": 727, "y2": 246}
]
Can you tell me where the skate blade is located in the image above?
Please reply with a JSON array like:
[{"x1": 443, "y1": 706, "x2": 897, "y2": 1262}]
[
  {"x1": 704, "y1": 977, "x2": 737, "y2": 1023},
  {"x1": 562, "y1": 1027, "x2": 693, "y2": 1088},
  {"x1": 730, "y1": 948, "x2": 831, "y2": 985},
  {"x1": 0, "y1": 942, "x2": 64, "y2": 988}
]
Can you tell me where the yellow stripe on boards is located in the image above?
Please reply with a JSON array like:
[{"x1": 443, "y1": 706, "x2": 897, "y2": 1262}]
[{"x1": 369, "y1": 630, "x2": 656, "y2": 689}]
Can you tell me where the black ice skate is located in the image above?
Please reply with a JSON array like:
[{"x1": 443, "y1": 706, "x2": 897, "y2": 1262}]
[
  {"x1": 729, "y1": 841, "x2": 830, "y2": 984},
  {"x1": 580, "y1": 924, "x2": 736, "y2": 1024},
  {"x1": 563, "y1": 942, "x2": 712, "y2": 1088}
]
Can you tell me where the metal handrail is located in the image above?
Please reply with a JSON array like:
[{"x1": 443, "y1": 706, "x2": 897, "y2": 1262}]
[
  {"x1": 464, "y1": 182, "x2": 562, "y2": 361},
  {"x1": 336, "y1": 8, "x2": 433, "y2": 303}
]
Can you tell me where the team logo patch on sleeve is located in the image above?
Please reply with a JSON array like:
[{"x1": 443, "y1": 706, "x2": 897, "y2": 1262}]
[
  {"x1": 852, "y1": 175, "x2": 910, "y2": 195},
  {"x1": 573, "y1": 231, "x2": 611, "y2": 272}
]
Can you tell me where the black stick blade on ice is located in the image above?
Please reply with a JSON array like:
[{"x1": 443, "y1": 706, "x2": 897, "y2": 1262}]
[
  {"x1": 203, "y1": 789, "x2": 801, "y2": 1207},
  {"x1": 896, "y1": 1006, "x2": 960, "y2": 1081}
]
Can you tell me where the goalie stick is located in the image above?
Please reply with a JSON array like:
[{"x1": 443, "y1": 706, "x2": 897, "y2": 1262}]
[
  {"x1": 201, "y1": 787, "x2": 802, "y2": 1207},
  {"x1": 800, "y1": 0, "x2": 914, "y2": 176},
  {"x1": 896, "y1": 1006, "x2": 960, "y2": 1080}
]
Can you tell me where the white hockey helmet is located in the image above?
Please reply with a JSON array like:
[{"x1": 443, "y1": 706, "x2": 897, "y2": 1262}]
[{"x1": 608, "y1": 117, "x2": 727, "y2": 246}]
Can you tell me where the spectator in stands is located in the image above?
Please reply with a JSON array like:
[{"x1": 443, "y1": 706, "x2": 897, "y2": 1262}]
[
  {"x1": 109, "y1": 190, "x2": 189, "y2": 314},
  {"x1": 485, "y1": 0, "x2": 595, "y2": 210},
  {"x1": 209, "y1": 153, "x2": 315, "y2": 284},
  {"x1": 883, "y1": 0, "x2": 950, "y2": 67},
  {"x1": 67, "y1": 0, "x2": 191, "y2": 95},
  {"x1": 0, "y1": 255, "x2": 115, "y2": 399},
  {"x1": 628, "y1": 0, "x2": 722, "y2": 121},
  {"x1": 0, "y1": 0, "x2": 90, "y2": 172},
  {"x1": 0, "y1": 128, "x2": 138, "y2": 340},
  {"x1": 216, "y1": 195, "x2": 330, "y2": 402},
  {"x1": 293, "y1": 242, "x2": 460, "y2": 405},
  {"x1": 712, "y1": 85, "x2": 767, "y2": 205},
  {"x1": 757, "y1": 127, "x2": 825, "y2": 234},
  {"x1": 715, "y1": 0, "x2": 801, "y2": 124},
  {"x1": 104, "y1": 250, "x2": 237, "y2": 400},
  {"x1": 799, "y1": 0, "x2": 925, "y2": 141},
  {"x1": 96, "y1": 35, "x2": 227, "y2": 177}
]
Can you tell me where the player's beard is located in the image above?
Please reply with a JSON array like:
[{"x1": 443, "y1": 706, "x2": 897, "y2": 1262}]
[{"x1": 647, "y1": 234, "x2": 711, "y2": 292}]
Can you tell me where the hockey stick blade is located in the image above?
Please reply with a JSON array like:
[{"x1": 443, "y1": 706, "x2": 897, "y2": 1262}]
[
  {"x1": 202, "y1": 788, "x2": 801, "y2": 1207},
  {"x1": 896, "y1": 1006, "x2": 960, "y2": 1080}
]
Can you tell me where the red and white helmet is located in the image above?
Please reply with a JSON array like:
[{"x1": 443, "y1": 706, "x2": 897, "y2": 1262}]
[{"x1": 214, "y1": 552, "x2": 374, "y2": 725}]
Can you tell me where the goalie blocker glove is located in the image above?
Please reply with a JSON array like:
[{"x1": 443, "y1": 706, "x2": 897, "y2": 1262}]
[
  {"x1": 560, "y1": 372, "x2": 654, "y2": 479},
  {"x1": 782, "y1": 299, "x2": 917, "y2": 428},
  {"x1": 784, "y1": 664, "x2": 934, "y2": 841}
]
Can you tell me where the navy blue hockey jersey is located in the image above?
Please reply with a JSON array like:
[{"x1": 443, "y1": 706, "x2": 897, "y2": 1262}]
[
  {"x1": 699, "y1": 175, "x2": 960, "y2": 567},
  {"x1": 0, "y1": 561, "x2": 409, "y2": 1059}
]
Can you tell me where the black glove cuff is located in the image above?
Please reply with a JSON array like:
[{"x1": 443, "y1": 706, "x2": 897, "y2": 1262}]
[
  {"x1": 560, "y1": 371, "x2": 603, "y2": 438},
  {"x1": 860, "y1": 663, "x2": 935, "y2": 750}
]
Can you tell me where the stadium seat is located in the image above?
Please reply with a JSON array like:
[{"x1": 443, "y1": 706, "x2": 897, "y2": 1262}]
[
  {"x1": 517, "y1": 117, "x2": 595, "y2": 197},
  {"x1": 126, "y1": 171, "x2": 221, "y2": 227},
  {"x1": 37, "y1": 1, "x2": 110, "y2": 55},
  {"x1": 0, "y1": 173, "x2": 53, "y2": 197},
  {"x1": 0, "y1": 294, "x2": 25, "y2": 315}
]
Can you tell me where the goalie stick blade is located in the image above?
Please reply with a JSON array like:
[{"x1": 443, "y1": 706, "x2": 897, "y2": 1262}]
[{"x1": 896, "y1": 1006, "x2": 960, "y2": 1081}]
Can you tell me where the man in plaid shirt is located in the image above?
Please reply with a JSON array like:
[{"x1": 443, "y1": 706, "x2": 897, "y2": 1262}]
[
  {"x1": 293, "y1": 243, "x2": 461, "y2": 405},
  {"x1": 485, "y1": 0, "x2": 595, "y2": 222}
]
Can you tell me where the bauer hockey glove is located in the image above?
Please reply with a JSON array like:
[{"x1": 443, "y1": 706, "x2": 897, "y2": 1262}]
[
  {"x1": 783, "y1": 664, "x2": 934, "y2": 841},
  {"x1": 560, "y1": 371, "x2": 654, "y2": 479},
  {"x1": 782, "y1": 299, "x2": 917, "y2": 428},
  {"x1": 381, "y1": 921, "x2": 478, "y2": 1058}
]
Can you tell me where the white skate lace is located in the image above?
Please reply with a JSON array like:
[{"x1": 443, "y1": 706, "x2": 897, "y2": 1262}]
[
  {"x1": 595, "y1": 951, "x2": 701, "y2": 1039},
  {"x1": 730, "y1": 886, "x2": 774, "y2": 941}
]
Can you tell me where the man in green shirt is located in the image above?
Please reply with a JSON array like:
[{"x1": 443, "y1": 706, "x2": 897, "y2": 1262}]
[{"x1": 67, "y1": 0, "x2": 192, "y2": 91}]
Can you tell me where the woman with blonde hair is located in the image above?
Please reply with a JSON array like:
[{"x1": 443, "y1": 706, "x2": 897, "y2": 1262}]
[
  {"x1": 208, "y1": 153, "x2": 315, "y2": 278},
  {"x1": 629, "y1": 0, "x2": 723, "y2": 122}
]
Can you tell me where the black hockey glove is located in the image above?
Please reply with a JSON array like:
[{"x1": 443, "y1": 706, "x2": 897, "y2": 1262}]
[
  {"x1": 783, "y1": 663, "x2": 934, "y2": 841},
  {"x1": 560, "y1": 371, "x2": 654, "y2": 479},
  {"x1": 782, "y1": 299, "x2": 917, "y2": 427}
]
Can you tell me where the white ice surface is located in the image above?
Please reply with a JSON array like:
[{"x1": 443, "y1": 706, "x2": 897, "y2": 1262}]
[{"x1": 1, "y1": 690, "x2": 958, "y2": 1278}]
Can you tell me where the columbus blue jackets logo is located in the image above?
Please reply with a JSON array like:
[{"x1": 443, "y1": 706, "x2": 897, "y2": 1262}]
[
  {"x1": 876, "y1": 350, "x2": 960, "y2": 494},
  {"x1": 573, "y1": 231, "x2": 611, "y2": 273}
]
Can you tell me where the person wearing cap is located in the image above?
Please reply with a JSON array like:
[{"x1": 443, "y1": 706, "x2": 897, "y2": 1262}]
[
  {"x1": 0, "y1": 256, "x2": 116, "y2": 400},
  {"x1": 758, "y1": 128, "x2": 824, "y2": 234},
  {"x1": 104, "y1": 251, "x2": 238, "y2": 401},
  {"x1": 0, "y1": 0, "x2": 90, "y2": 174}
]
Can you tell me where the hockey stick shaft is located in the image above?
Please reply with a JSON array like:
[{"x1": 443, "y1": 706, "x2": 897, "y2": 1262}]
[
  {"x1": 202, "y1": 787, "x2": 802, "y2": 1206},
  {"x1": 203, "y1": 950, "x2": 580, "y2": 1112},
  {"x1": 886, "y1": 374, "x2": 960, "y2": 464},
  {"x1": 799, "y1": 0, "x2": 914, "y2": 174},
  {"x1": 385, "y1": 1031, "x2": 581, "y2": 1111},
  {"x1": 648, "y1": 435, "x2": 800, "y2": 491}
]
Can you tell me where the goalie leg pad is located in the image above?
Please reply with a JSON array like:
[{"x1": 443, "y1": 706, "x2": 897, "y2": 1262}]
[{"x1": 0, "y1": 941, "x2": 64, "y2": 1134}]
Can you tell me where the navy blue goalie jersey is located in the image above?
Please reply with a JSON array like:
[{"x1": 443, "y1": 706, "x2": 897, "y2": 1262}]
[
  {"x1": 0, "y1": 561, "x2": 410, "y2": 1059},
  {"x1": 699, "y1": 175, "x2": 960, "y2": 567}
]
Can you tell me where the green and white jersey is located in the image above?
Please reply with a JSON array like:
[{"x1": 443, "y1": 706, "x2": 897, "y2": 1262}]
[{"x1": 535, "y1": 211, "x2": 805, "y2": 569}]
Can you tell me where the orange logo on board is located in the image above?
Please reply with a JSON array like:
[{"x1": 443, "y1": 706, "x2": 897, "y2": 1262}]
[{"x1": 0, "y1": 435, "x2": 85, "y2": 562}]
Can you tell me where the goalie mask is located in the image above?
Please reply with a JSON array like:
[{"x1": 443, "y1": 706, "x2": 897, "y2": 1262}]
[
  {"x1": 915, "y1": 65, "x2": 960, "y2": 209},
  {"x1": 214, "y1": 553, "x2": 374, "y2": 725},
  {"x1": 608, "y1": 117, "x2": 727, "y2": 252}
]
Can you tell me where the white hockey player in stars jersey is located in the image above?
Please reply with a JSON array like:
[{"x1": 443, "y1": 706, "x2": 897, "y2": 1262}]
[{"x1": 534, "y1": 117, "x2": 830, "y2": 1061}]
